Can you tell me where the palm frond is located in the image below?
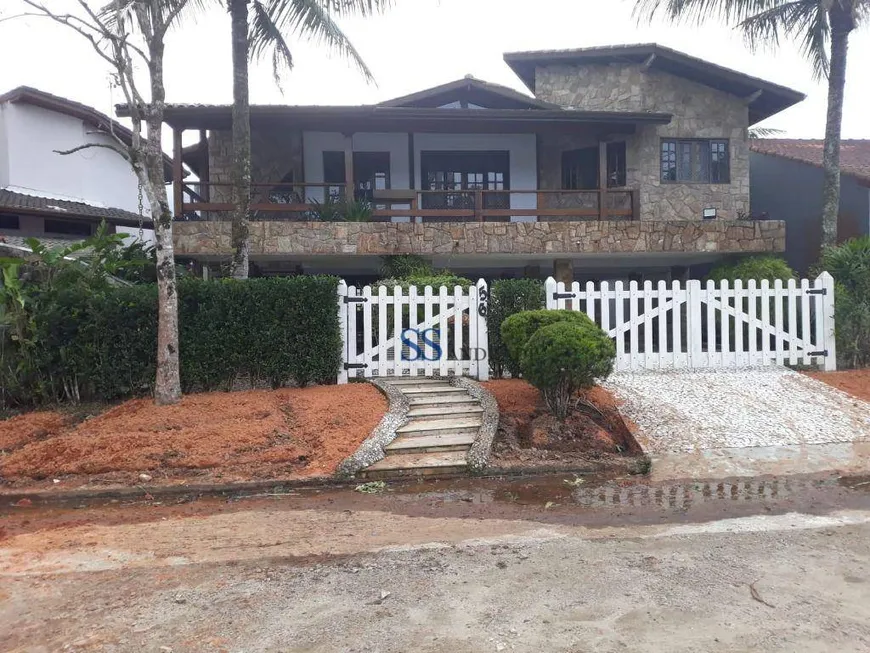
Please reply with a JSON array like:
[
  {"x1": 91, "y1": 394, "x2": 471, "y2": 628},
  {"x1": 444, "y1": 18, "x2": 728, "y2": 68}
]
[
  {"x1": 250, "y1": 0, "x2": 294, "y2": 85},
  {"x1": 748, "y1": 126, "x2": 785, "y2": 138},
  {"x1": 261, "y1": 0, "x2": 375, "y2": 83},
  {"x1": 632, "y1": 0, "x2": 780, "y2": 26},
  {"x1": 738, "y1": 1, "x2": 830, "y2": 79}
]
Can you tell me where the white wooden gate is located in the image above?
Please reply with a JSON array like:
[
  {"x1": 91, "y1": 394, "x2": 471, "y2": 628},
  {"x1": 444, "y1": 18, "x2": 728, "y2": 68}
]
[
  {"x1": 338, "y1": 279, "x2": 489, "y2": 383},
  {"x1": 546, "y1": 273, "x2": 836, "y2": 372}
]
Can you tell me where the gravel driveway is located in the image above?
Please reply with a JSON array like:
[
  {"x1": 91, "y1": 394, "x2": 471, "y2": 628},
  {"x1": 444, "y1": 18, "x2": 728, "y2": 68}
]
[{"x1": 605, "y1": 368, "x2": 870, "y2": 453}]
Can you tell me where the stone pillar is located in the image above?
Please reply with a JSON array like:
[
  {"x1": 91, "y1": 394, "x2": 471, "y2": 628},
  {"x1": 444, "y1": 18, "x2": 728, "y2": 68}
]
[{"x1": 554, "y1": 259, "x2": 573, "y2": 285}]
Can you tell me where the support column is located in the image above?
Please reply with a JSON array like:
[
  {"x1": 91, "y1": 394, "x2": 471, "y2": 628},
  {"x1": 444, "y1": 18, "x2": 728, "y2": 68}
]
[
  {"x1": 598, "y1": 140, "x2": 608, "y2": 220},
  {"x1": 199, "y1": 129, "x2": 210, "y2": 201},
  {"x1": 554, "y1": 259, "x2": 573, "y2": 286},
  {"x1": 343, "y1": 134, "x2": 354, "y2": 202},
  {"x1": 172, "y1": 128, "x2": 184, "y2": 218}
]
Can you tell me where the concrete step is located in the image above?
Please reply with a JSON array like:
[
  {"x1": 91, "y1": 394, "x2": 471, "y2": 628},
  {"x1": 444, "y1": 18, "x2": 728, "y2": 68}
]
[
  {"x1": 385, "y1": 377, "x2": 449, "y2": 386},
  {"x1": 400, "y1": 386, "x2": 466, "y2": 399},
  {"x1": 406, "y1": 405, "x2": 483, "y2": 418},
  {"x1": 360, "y1": 451, "x2": 468, "y2": 479},
  {"x1": 408, "y1": 394, "x2": 479, "y2": 407},
  {"x1": 397, "y1": 416, "x2": 482, "y2": 435},
  {"x1": 384, "y1": 432, "x2": 476, "y2": 454}
]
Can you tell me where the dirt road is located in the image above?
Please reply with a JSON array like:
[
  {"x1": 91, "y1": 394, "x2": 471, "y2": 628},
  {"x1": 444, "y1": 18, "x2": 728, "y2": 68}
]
[{"x1": 3, "y1": 473, "x2": 870, "y2": 652}]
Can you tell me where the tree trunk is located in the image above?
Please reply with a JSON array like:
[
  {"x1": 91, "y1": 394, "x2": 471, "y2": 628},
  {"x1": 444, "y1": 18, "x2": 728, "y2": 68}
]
[
  {"x1": 229, "y1": 0, "x2": 251, "y2": 279},
  {"x1": 146, "y1": 24, "x2": 182, "y2": 405},
  {"x1": 820, "y1": 6, "x2": 854, "y2": 250}
]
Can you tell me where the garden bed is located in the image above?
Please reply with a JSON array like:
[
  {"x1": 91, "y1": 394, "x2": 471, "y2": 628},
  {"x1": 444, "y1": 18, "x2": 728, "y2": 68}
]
[
  {"x1": 0, "y1": 384, "x2": 386, "y2": 491},
  {"x1": 805, "y1": 370, "x2": 870, "y2": 403},
  {"x1": 482, "y1": 379, "x2": 645, "y2": 472}
]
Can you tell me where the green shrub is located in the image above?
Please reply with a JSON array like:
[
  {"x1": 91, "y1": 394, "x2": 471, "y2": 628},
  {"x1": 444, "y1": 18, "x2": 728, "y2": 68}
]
[
  {"x1": 488, "y1": 279, "x2": 545, "y2": 378},
  {"x1": 520, "y1": 321, "x2": 615, "y2": 418},
  {"x1": 820, "y1": 236, "x2": 870, "y2": 368},
  {"x1": 708, "y1": 256, "x2": 795, "y2": 283},
  {"x1": 0, "y1": 276, "x2": 342, "y2": 408},
  {"x1": 379, "y1": 255, "x2": 433, "y2": 279},
  {"x1": 501, "y1": 309, "x2": 595, "y2": 370},
  {"x1": 375, "y1": 274, "x2": 473, "y2": 291}
]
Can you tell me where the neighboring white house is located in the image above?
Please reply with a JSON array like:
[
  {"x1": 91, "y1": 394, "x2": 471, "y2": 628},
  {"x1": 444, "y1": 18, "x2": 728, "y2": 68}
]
[{"x1": 0, "y1": 86, "x2": 169, "y2": 245}]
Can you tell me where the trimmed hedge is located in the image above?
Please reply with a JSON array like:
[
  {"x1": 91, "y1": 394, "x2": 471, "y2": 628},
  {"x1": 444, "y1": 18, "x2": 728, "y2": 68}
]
[
  {"x1": 1, "y1": 276, "x2": 342, "y2": 406},
  {"x1": 488, "y1": 279, "x2": 545, "y2": 378},
  {"x1": 501, "y1": 309, "x2": 596, "y2": 371},
  {"x1": 521, "y1": 320, "x2": 615, "y2": 418},
  {"x1": 708, "y1": 256, "x2": 795, "y2": 283}
]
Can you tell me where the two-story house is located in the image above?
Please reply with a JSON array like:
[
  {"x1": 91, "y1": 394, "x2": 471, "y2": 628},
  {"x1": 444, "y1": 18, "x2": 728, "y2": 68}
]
[
  {"x1": 0, "y1": 87, "x2": 160, "y2": 248},
  {"x1": 145, "y1": 43, "x2": 804, "y2": 283}
]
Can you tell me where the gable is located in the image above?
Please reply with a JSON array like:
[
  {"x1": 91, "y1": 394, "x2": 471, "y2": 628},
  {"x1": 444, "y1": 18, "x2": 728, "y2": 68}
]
[{"x1": 378, "y1": 76, "x2": 558, "y2": 110}]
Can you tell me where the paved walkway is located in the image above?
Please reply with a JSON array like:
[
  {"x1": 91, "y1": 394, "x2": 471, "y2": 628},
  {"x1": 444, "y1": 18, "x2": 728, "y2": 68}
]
[{"x1": 605, "y1": 368, "x2": 870, "y2": 479}]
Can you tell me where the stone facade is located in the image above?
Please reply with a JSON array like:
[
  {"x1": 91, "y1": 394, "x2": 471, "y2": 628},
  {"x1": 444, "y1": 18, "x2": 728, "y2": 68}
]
[
  {"x1": 174, "y1": 220, "x2": 785, "y2": 257},
  {"x1": 535, "y1": 63, "x2": 750, "y2": 221},
  {"x1": 207, "y1": 128, "x2": 304, "y2": 207}
]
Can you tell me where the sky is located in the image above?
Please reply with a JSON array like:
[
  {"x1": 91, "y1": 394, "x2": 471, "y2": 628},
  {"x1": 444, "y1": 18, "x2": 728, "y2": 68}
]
[{"x1": 0, "y1": 0, "x2": 868, "y2": 140}]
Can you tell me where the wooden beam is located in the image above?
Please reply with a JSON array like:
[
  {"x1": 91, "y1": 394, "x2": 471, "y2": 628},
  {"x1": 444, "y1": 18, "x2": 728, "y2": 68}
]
[
  {"x1": 344, "y1": 134, "x2": 354, "y2": 202},
  {"x1": 641, "y1": 53, "x2": 656, "y2": 71},
  {"x1": 173, "y1": 128, "x2": 184, "y2": 217}
]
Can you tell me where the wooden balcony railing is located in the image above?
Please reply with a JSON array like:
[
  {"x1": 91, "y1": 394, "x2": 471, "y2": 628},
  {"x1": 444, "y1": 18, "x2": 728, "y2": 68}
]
[{"x1": 179, "y1": 182, "x2": 639, "y2": 222}]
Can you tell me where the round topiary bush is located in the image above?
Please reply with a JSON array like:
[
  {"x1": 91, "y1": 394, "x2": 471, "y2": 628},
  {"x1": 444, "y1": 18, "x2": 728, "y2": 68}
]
[
  {"x1": 501, "y1": 309, "x2": 597, "y2": 371},
  {"x1": 520, "y1": 320, "x2": 615, "y2": 418},
  {"x1": 708, "y1": 256, "x2": 795, "y2": 284}
]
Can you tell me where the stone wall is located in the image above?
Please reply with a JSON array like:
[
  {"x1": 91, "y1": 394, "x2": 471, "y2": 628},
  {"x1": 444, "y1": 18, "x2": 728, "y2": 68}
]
[
  {"x1": 535, "y1": 63, "x2": 750, "y2": 221},
  {"x1": 175, "y1": 220, "x2": 785, "y2": 257},
  {"x1": 207, "y1": 128, "x2": 304, "y2": 207}
]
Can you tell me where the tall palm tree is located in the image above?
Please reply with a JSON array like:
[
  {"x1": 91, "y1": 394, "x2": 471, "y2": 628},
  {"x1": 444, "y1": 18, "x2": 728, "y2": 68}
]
[
  {"x1": 634, "y1": 0, "x2": 868, "y2": 249},
  {"x1": 224, "y1": 0, "x2": 389, "y2": 278}
]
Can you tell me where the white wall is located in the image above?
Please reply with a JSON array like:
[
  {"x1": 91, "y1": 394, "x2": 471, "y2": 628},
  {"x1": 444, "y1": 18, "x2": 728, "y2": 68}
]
[
  {"x1": 303, "y1": 131, "x2": 410, "y2": 192},
  {"x1": 1, "y1": 102, "x2": 147, "y2": 215},
  {"x1": 0, "y1": 105, "x2": 9, "y2": 188},
  {"x1": 301, "y1": 131, "x2": 538, "y2": 219}
]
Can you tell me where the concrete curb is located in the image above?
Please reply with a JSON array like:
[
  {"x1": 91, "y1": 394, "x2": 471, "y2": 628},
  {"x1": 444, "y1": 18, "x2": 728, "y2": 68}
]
[
  {"x1": 335, "y1": 378, "x2": 408, "y2": 478},
  {"x1": 450, "y1": 376, "x2": 499, "y2": 472}
]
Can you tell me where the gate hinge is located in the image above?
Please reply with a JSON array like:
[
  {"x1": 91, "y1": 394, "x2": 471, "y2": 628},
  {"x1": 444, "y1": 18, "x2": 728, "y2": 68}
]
[
  {"x1": 806, "y1": 288, "x2": 827, "y2": 295},
  {"x1": 808, "y1": 350, "x2": 828, "y2": 357},
  {"x1": 344, "y1": 363, "x2": 368, "y2": 370},
  {"x1": 344, "y1": 296, "x2": 368, "y2": 304},
  {"x1": 552, "y1": 292, "x2": 575, "y2": 300}
]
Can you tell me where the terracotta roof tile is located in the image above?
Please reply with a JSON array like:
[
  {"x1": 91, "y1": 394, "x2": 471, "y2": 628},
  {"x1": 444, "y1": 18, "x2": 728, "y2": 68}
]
[
  {"x1": 0, "y1": 189, "x2": 149, "y2": 226},
  {"x1": 750, "y1": 139, "x2": 870, "y2": 185}
]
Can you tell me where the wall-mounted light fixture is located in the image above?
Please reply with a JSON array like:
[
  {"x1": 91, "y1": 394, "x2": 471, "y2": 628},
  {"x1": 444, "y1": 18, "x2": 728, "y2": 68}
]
[{"x1": 702, "y1": 208, "x2": 717, "y2": 220}]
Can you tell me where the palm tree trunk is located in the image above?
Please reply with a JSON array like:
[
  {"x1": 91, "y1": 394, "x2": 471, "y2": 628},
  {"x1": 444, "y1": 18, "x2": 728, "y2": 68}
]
[
  {"x1": 229, "y1": 0, "x2": 251, "y2": 278},
  {"x1": 820, "y1": 6, "x2": 854, "y2": 250}
]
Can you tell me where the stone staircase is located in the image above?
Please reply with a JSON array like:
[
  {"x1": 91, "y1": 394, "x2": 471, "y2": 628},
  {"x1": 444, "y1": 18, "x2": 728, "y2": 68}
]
[{"x1": 359, "y1": 378, "x2": 484, "y2": 479}]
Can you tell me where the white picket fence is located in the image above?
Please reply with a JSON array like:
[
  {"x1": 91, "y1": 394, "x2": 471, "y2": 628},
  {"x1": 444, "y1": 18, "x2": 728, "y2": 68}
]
[
  {"x1": 546, "y1": 273, "x2": 837, "y2": 372},
  {"x1": 337, "y1": 279, "x2": 490, "y2": 383}
]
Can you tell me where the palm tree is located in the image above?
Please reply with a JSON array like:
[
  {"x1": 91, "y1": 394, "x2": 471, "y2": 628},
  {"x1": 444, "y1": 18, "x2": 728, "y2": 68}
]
[
  {"x1": 223, "y1": 0, "x2": 389, "y2": 278},
  {"x1": 634, "y1": 0, "x2": 868, "y2": 249}
]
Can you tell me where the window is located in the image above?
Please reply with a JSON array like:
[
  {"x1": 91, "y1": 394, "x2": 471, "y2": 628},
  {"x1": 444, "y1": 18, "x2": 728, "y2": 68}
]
[
  {"x1": 562, "y1": 142, "x2": 627, "y2": 190},
  {"x1": 44, "y1": 219, "x2": 93, "y2": 237},
  {"x1": 322, "y1": 151, "x2": 391, "y2": 203},
  {"x1": 0, "y1": 214, "x2": 20, "y2": 230},
  {"x1": 661, "y1": 139, "x2": 730, "y2": 183},
  {"x1": 420, "y1": 151, "x2": 509, "y2": 210},
  {"x1": 561, "y1": 147, "x2": 598, "y2": 190}
]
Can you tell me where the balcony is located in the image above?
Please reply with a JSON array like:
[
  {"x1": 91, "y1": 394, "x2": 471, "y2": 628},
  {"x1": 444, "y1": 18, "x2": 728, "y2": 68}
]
[{"x1": 178, "y1": 182, "x2": 639, "y2": 223}]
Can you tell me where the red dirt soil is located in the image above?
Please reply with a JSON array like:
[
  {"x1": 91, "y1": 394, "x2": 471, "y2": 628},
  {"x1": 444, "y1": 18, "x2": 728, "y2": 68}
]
[
  {"x1": 805, "y1": 370, "x2": 870, "y2": 403},
  {"x1": 0, "y1": 384, "x2": 386, "y2": 489},
  {"x1": 482, "y1": 379, "x2": 643, "y2": 470}
]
